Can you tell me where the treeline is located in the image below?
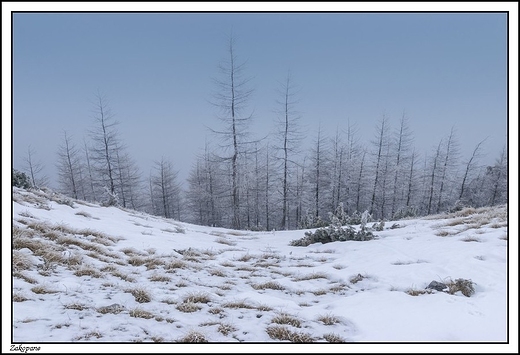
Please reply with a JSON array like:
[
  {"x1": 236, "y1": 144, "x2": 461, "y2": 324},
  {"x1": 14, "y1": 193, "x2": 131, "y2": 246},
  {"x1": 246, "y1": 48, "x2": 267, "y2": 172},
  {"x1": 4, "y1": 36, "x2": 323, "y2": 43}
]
[{"x1": 17, "y1": 38, "x2": 508, "y2": 230}]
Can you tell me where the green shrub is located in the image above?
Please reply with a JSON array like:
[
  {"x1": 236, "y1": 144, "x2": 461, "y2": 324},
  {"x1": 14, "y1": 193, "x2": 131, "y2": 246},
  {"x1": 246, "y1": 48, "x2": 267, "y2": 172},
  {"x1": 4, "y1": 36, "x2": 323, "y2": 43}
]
[
  {"x1": 290, "y1": 221, "x2": 375, "y2": 247},
  {"x1": 12, "y1": 169, "x2": 32, "y2": 189}
]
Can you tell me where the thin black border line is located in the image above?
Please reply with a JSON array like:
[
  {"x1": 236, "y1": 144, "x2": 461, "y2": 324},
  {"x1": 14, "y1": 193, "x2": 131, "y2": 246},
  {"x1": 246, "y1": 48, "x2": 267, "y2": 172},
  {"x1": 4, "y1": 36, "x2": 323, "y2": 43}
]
[{"x1": 9, "y1": 10, "x2": 511, "y2": 348}]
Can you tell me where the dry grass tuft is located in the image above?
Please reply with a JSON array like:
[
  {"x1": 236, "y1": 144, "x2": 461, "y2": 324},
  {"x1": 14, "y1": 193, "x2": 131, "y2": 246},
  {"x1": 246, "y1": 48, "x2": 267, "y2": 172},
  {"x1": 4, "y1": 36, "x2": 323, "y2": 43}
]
[
  {"x1": 13, "y1": 272, "x2": 38, "y2": 284},
  {"x1": 176, "y1": 331, "x2": 208, "y2": 343},
  {"x1": 251, "y1": 281, "x2": 285, "y2": 290},
  {"x1": 323, "y1": 333, "x2": 346, "y2": 343},
  {"x1": 182, "y1": 291, "x2": 212, "y2": 304},
  {"x1": 208, "y1": 307, "x2": 224, "y2": 315},
  {"x1": 349, "y1": 273, "x2": 366, "y2": 284},
  {"x1": 461, "y1": 236, "x2": 481, "y2": 242},
  {"x1": 236, "y1": 253, "x2": 254, "y2": 262},
  {"x1": 218, "y1": 323, "x2": 237, "y2": 336},
  {"x1": 110, "y1": 270, "x2": 135, "y2": 282},
  {"x1": 165, "y1": 259, "x2": 187, "y2": 270},
  {"x1": 265, "y1": 326, "x2": 314, "y2": 343},
  {"x1": 215, "y1": 238, "x2": 237, "y2": 246},
  {"x1": 176, "y1": 302, "x2": 202, "y2": 313},
  {"x1": 446, "y1": 278, "x2": 475, "y2": 297},
  {"x1": 65, "y1": 303, "x2": 89, "y2": 311},
  {"x1": 31, "y1": 285, "x2": 59, "y2": 294},
  {"x1": 317, "y1": 313, "x2": 341, "y2": 325},
  {"x1": 129, "y1": 308, "x2": 155, "y2": 319},
  {"x1": 406, "y1": 288, "x2": 433, "y2": 296},
  {"x1": 13, "y1": 292, "x2": 29, "y2": 302},
  {"x1": 73, "y1": 267, "x2": 103, "y2": 278},
  {"x1": 223, "y1": 300, "x2": 256, "y2": 309},
  {"x1": 12, "y1": 251, "x2": 34, "y2": 272},
  {"x1": 271, "y1": 313, "x2": 302, "y2": 328},
  {"x1": 149, "y1": 273, "x2": 171, "y2": 282},
  {"x1": 209, "y1": 268, "x2": 227, "y2": 277},
  {"x1": 75, "y1": 211, "x2": 93, "y2": 218},
  {"x1": 294, "y1": 272, "x2": 328, "y2": 281},
  {"x1": 126, "y1": 287, "x2": 152, "y2": 303}
]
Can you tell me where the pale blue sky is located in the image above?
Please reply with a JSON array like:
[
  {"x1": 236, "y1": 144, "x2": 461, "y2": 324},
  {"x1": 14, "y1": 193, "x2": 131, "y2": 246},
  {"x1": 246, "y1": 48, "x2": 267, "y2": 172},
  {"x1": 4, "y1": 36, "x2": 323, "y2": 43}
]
[{"x1": 10, "y1": 11, "x2": 508, "y2": 186}]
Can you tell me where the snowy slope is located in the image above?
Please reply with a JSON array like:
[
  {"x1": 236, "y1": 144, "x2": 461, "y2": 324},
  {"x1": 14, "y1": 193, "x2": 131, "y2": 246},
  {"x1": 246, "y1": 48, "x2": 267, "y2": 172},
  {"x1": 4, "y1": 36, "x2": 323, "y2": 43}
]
[{"x1": 7, "y1": 187, "x2": 515, "y2": 352}]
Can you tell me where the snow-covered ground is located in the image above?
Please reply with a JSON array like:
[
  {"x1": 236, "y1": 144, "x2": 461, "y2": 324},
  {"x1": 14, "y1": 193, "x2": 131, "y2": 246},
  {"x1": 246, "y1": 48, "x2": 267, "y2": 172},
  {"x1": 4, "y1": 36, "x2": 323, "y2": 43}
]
[{"x1": 7, "y1": 187, "x2": 516, "y2": 353}]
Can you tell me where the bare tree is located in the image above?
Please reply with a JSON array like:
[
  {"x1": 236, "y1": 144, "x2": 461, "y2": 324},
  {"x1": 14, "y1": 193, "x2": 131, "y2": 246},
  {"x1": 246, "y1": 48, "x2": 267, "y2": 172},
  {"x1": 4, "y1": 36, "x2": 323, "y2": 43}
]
[
  {"x1": 355, "y1": 148, "x2": 368, "y2": 213},
  {"x1": 210, "y1": 35, "x2": 255, "y2": 229},
  {"x1": 88, "y1": 92, "x2": 120, "y2": 202},
  {"x1": 23, "y1": 146, "x2": 48, "y2": 188},
  {"x1": 274, "y1": 71, "x2": 303, "y2": 230},
  {"x1": 56, "y1": 131, "x2": 81, "y2": 199},
  {"x1": 82, "y1": 139, "x2": 97, "y2": 202},
  {"x1": 490, "y1": 145, "x2": 507, "y2": 206},
  {"x1": 459, "y1": 137, "x2": 487, "y2": 201},
  {"x1": 369, "y1": 115, "x2": 390, "y2": 218},
  {"x1": 427, "y1": 140, "x2": 443, "y2": 215},
  {"x1": 390, "y1": 113, "x2": 414, "y2": 216},
  {"x1": 151, "y1": 157, "x2": 180, "y2": 219},
  {"x1": 437, "y1": 127, "x2": 459, "y2": 212}
]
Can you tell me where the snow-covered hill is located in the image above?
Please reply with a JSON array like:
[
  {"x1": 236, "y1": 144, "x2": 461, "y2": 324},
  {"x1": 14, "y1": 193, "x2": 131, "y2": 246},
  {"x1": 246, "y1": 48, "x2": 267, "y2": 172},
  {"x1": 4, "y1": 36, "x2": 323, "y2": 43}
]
[{"x1": 8, "y1": 187, "x2": 512, "y2": 351}]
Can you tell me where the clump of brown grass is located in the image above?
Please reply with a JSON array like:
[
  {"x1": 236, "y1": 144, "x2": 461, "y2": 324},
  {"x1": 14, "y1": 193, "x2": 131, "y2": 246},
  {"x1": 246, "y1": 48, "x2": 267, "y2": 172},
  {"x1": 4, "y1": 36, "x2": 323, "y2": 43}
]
[
  {"x1": 13, "y1": 292, "x2": 29, "y2": 302},
  {"x1": 316, "y1": 313, "x2": 341, "y2": 325},
  {"x1": 209, "y1": 268, "x2": 227, "y2": 277},
  {"x1": 251, "y1": 281, "x2": 285, "y2": 290},
  {"x1": 219, "y1": 261, "x2": 235, "y2": 267},
  {"x1": 215, "y1": 238, "x2": 236, "y2": 246},
  {"x1": 256, "y1": 304, "x2": 273, "y2": 312},
  {"x1": 13, "y1": 272, "x2": 38, "y2": 284},
  {"x1": 176, "y1": 331, "x2": 208, "y2": 343},
  {"x1": 236, "y1": 253, "x2": 254, "y2": 262},
  {"x1": 74, "y1": 331, "x2": 102, "y2": 341},
  {"x1": 176, "y1": 302, "x2": 201, "y2": 313},
  {"x1": 97, "y1": 304, "x2": 125, "y2": 314},
  {"x1": 461, "y1": 236, "x2": 481, "y2": 242},
  {"x1": 126, "y1": 287, "x2": 152, "y2": 303},
  {"x1": 217, "y1": 323, "x2": 237, "y2": 336},
  {"x1": 110, "y1": 270, "x2": 135, "y2": 282},
  {"x1": 435, "y1": 230, "x2": 451, "y2": 237},
  {"x1": 271, "y1": 313, "x2": 301, "y2": 328},
  {"x1": 222, "y1": 300, "x2": 256, "y2": 309},
  {"x1": 406, "y1": 288, "x2": 433, "y2": 296},
  {"x1": 349, "y1": 273, "x2": 366, "y2": 284},
  {"x1": 446, "y1": 278, "x2": 475, "y2": 297},
  {"x1": 323, "y1": 333, "x2": 346, "y2": 343},
  {"x1": 65, "y1": 303, "x2": 89, "y2": 311},
  {"x1": 129, "y1": 308, "x2": 155, "y2": 319},
  {"x1": 75, "y1": 211, "x2": 92, "y2": 218},
  {"x1": 149, "y1": 273, "x2": 171, "y2": 282},
  {"x1": 208, "y1": 307, "x2": 224, "y2": 315},
  {"x1": 12, "y1": 251, "x2": 33, "y2": 272},
  {"x1": 73, "y1": 267, "x2": 103, "y2": 278},
  {"x1": 182, "y1": 291, "x2": 212, "y2": 304},
  {"x1": 265, "y1": 326, "x2": 314, "y2": 343},
  {"x1": 294, "y1": 272, "x2": 328, "y2": 281},
  {"x1": 31, "y1": 285, "x2": 59, "y2": 294}
]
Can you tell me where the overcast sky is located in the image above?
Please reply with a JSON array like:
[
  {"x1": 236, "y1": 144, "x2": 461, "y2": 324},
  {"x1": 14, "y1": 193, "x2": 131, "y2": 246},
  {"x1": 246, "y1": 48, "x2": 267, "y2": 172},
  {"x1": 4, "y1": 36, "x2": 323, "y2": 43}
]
[{"x1": 7, "y1": 6, "x2": 511, "y2": 188}]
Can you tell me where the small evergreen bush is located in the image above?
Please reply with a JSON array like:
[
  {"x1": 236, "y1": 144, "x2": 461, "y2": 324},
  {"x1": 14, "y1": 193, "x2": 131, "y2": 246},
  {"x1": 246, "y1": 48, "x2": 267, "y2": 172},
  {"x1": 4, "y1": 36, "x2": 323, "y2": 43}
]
[
  {"x1": 290, "y1": 209, "x2": 375, "y2": 247},
  {"x1": 12, "y1": 169, "x2": 32, "y2": 189}
]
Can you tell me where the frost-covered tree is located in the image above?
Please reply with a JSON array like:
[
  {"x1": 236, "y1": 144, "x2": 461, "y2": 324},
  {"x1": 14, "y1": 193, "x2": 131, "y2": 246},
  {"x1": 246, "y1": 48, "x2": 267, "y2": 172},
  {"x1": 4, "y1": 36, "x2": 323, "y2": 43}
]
[
  {"x1": 56, "y1": 131, "x2": 82, "y2": 199},
  {"x1": 151, "y1": 157, "x2": 181, "y2": 219},
  {"x1": 88, "y1": 92, "x2": 121, "y2": 200},
  {"x1": 23, "y1": 146, "x2": 48, "y2": 188},
  {"x1": 273, "y1": 71, "x2": 304, "y2": 230},
  {"x1": 390, "y1": 113, "x2": 414, "y2": 217},
  {"x1": 459, "y1": 138, "x2": 487, "y2": 203},
  {"x1": 369, "y1": 115, "x2": 391, "y2": 218},
  {"x1": 210, "y1": 35, "x2": 255, "y2": 229}
]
